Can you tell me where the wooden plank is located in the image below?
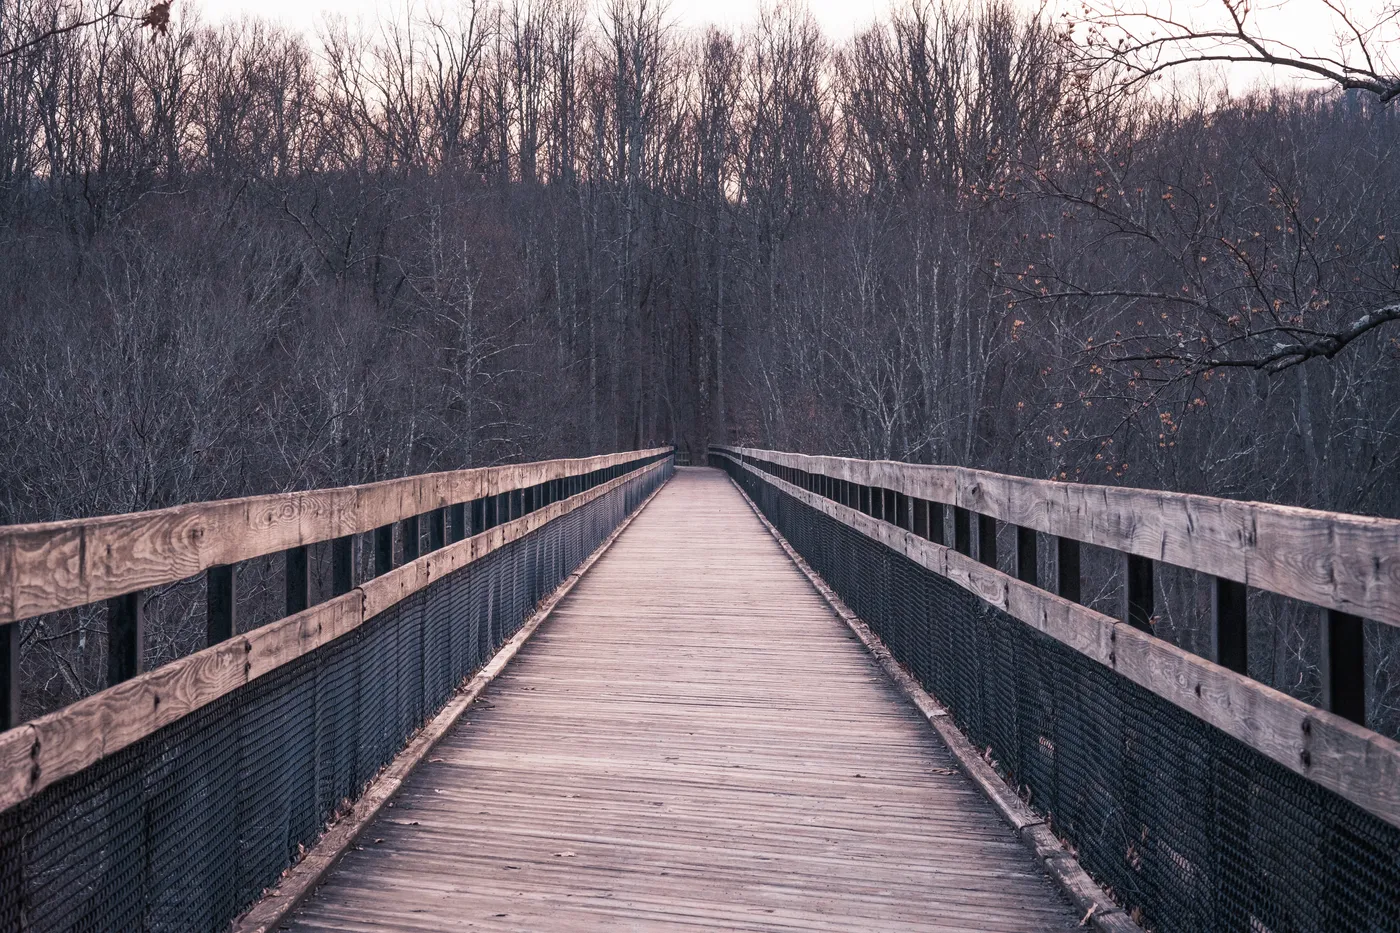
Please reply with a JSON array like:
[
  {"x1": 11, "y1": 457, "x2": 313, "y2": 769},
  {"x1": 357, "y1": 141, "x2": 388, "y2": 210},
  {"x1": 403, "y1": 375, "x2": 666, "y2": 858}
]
[
  {"x1": 233, "y1": 464, "x2": 672, "y2": 933},
  {"x1": 0, "y1": 459, "x2": 672, "y2": 811},
  {"x1": 106, "y1": 591, "x2": 143, "y2": 684},
  {"x1": 0, "y1": 622, "x2": 16, "y2": 731},
  {"x1": 331, "y1": 537, "x2": 355, "y2": 596},
  {"x1": 737, "y1": 479, "x2": 1133, "y2": 932},
  {"x1": 207, "y1": 564, "x2": 237, "y2": 644},
  {"x1": 279, "y1": 469, "x2": 1080, "y2": 933},
  {"x1": 286, "y1": 546, "x2": 311, "y2": 615},
  {"x1": 715, "y1": 446, "x2": 1400, "y2": 626},
  {"x1": 718, "y1": 452, "x2": 1400, "y2": 830},
  {"x1": 0, "y1": 449, "x2": 671, "y2": 625},
  {"x1": 1212, "y1": 576, "x2": 1247, "y2": 673},
  {"x1": 1322, "y1": 610, "x2": 1366, "y2": 725}
]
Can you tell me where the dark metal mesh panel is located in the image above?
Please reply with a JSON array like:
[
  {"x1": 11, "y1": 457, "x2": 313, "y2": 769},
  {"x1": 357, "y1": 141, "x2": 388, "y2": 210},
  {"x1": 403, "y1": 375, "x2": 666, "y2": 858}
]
[
  {"x1": 719, "y1": 458, "x2": 1400, "y2": 933},
  {"x1": 0, "y1": 460, "x2": 670, "y2": 933}
]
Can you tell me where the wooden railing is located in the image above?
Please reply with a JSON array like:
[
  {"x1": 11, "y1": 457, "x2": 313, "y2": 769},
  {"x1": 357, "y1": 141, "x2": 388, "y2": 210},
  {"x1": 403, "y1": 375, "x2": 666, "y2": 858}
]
[
  {"x1": 711, "y1": 445, "x2": 1400, "y2": 830},
  {"x1": 0, "y1": 448, "x2": 672, "y2": 810}
]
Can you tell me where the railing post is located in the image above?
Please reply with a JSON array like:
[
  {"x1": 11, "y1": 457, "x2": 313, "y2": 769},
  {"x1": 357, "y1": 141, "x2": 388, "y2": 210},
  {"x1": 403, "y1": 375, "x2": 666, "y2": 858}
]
[
  {"x1": 1212, "y1": 577, "x2": 1248, "y2": 673},
  {"x1": 1124, "y1": 554, "x2": 1154, "y2": 632},
  {"x1": 2, "y1": 622, "x2": 19, "y2": 730},
  {"x1": 286, "y1": 546, "x2": 310, "y2": 614},
  {"x1": 977, "y1": 515, "x2": 997, "y2": 568},
  {"x1": 1015, "y1": 527, "x2": 1037, "y2": 586},
  {"x1": 952, "y1": 507, "x2": 972, "y2": 556},
  {"x1": 1056, "y1": 537, "x2": 1081, "y2": 603},
  {"x1": 331, "y1": 536, "x2": 355, "y2": 595},
  {"x1": 912, "y1": 499, "x2": 929, "y2": 537},
  {"x1": 1321, "y1": 610, "x2": 1366, "y2": 725},
  {"x1": 402, "y1": 514, "x2": 421, "y2": 562},
  {"x1": 929, "y1": 503, "x2": 946, "y2": 545},
  {"x1": 107, "y1": 591, "x2": 144, "y2": 685},
  {"x1": 207, "y1": 564, "x2": 237, "y2": 643},
  {"x1": 374, "y1": 525, "x2": 394, "y2": 576},
  {"x1": 428, "y1": 508, "x2": 446, "y2": 552}
]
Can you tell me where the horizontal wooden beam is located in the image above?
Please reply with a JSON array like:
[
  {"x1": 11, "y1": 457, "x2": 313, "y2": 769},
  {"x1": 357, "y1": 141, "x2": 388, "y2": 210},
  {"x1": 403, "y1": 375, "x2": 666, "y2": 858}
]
[
  {"x1": 712, "y1": 446, "x2": 1400, "y2": 628},
  {"x1": 0, "y1": 457, "x2": 671, "y2": 813},
  {"x1": 0, "y1": 448, "x2": 670, "y2": 626},
  {"x1": 715, "y1": 451, "x2": 1400, "y2": 831}
]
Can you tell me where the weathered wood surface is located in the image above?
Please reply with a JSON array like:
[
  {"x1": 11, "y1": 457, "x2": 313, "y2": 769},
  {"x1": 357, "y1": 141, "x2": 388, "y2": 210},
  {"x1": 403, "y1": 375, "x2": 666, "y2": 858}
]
[
  {"x1": 0, "y1": 448, "x2": 670, "y2": 625},
  {"x1": 0, "y1": 458, "x2": 669, "y2": 813},
  {"x1": 715, "y1": 446, "x2": 1400, "y2": 627},
  {"x1": 716, "y1": 451, "x2": 1400, "y2": 830},
  {"x1": 285, "y1": 469, "x2": 1081, "y2": 932}
]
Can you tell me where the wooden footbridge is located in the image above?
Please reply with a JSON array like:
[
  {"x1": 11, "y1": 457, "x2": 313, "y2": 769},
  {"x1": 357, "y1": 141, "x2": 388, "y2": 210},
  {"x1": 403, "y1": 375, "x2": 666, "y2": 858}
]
[{"x1": 0, "y1": 447, "x2": 1397, "y2": 932}]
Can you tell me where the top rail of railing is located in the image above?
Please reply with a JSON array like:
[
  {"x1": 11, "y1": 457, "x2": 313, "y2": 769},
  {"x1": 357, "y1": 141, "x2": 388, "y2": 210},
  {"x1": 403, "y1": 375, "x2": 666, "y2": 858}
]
[
  {"x1": 0, "y1": 448, "x2": 672, "y2": 627},
  {"x1": 714, "y1": 446, "x2": 1400, "y2": 628},
  {"x1": 711, "y1": 444, "x2": 1400, "y2": 833}
]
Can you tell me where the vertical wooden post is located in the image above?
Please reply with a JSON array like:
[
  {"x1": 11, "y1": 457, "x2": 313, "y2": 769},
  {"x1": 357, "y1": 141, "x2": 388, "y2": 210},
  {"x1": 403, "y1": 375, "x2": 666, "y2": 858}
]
[
  {"x1": 331, "y1": 536, "x2": 355, "y2": 596},
  {"x1": 402, "y1": 514, "x2": 421, "y2": 562},
  {"x1": 1015, "y1": 527, "x2": 1038, "y2": 586},
  {"x1": 929, "y1": 503, "x2": 946, "y2": 545},
  {"x1": 450, "y1": 503, "x2": 467, "y2": 543},
  {"x1": 1321, "y1": 610, "x2": 1366, "y2": 725},
  {"x1": 428, "y1": 508, "x2": 446, "y2": 552},
  {"x1": 1, "y1": 622, "x2": 19, "y2": 730},
  {"x1": 1056, "y1": 537, "x2": 1081, "y2": 603},
  {"x1": 1212, "y1": 577, "x2": 1248, "y2": 674},
  {"x1": 286, "y1": 546, "x2": 310, "y2": 615},
  {"x1": 374, "y1": 525, "x2": 394, "y2": 576},
  {"x1": 1124, "y1": 554, "x2": 1154, "y2": 632},
  {"x1": 107, "y1": 591, "x2": 144, "y2": 685},
  {"x1": 912, "y1": 499, "x2": 929, "y2": 538},
  {"x1": 953, "y1": 507, "x2": 972, "y2": 556},
  {"x1": 207, "y1": 564, "x2": 237, "y2": 644},
  {"x1": 977, "y1": 514, "x2": 997, "y2": 568}
]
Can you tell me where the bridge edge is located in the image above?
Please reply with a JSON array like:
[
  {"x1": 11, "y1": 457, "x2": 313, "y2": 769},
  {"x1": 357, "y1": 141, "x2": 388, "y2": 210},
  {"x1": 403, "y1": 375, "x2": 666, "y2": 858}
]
[
  {"x1": 230, "y1": 469, "x2": 675, "y2": 933},
  {"x1": 724, "y1": 469, "x2": 1139, "y2": 933}
]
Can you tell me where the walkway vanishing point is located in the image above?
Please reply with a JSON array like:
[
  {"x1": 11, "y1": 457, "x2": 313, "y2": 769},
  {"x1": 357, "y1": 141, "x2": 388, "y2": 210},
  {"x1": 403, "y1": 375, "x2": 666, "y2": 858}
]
[
  {"x1": 283, "y1": 469, "x2": 1081, "y2": 932},
  {"x1": 1, "y1": 446, "x2": 1397, "y2": 933}
]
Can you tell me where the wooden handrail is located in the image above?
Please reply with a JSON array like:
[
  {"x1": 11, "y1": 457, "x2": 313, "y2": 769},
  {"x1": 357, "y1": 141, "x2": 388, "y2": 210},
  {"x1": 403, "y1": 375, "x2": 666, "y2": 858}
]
[
  {"x1": 0, "y1": 455, "x2": 673, "y2": 811},
  {"x1": 712, "y1": 448, "x2": 1400, "y2": 830},
  {"x1": 713, "y1": 446, "x2": 1400, "y2": 628},
  {"x1": 0, "y1": 448, "x2": 671, "y2": 626}
]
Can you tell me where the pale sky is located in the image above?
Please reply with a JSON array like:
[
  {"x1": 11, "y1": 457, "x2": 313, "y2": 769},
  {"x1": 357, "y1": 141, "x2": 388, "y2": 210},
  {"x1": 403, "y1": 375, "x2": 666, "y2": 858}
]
[
  {"x1": 180, "y1": 0, "x2": 1395, "y2": 99},
  {"x1": 189, "y1": 0, "x2": 888, "y2": 37}
]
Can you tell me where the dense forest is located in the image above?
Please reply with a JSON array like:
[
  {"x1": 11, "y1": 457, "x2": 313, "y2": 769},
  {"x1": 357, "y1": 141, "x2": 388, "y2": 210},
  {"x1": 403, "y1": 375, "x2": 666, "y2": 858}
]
[{"x1": 1, "y1": 0, "x2": 1397, "y2": 723}]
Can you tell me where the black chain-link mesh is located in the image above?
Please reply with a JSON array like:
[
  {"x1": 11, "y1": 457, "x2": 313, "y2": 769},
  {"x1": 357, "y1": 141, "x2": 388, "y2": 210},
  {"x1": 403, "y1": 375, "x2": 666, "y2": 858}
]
[
  {"x1": 0, "y1": 460, "x2": 670, "y2": 933},
  {"x1": 719, "y1": 457, "x2": 1400, "y2": 933}
]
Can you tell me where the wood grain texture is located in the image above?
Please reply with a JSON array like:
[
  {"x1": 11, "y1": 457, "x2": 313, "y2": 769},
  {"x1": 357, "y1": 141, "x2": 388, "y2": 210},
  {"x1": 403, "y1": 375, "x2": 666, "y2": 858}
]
[
  {"x1": 0, "y1": 459, "x2": 670, "y2": 811},
  {"x1": 0, "y1": 448, "x2": 670, "y2": 625},
  {"x1": 729, "y1": 475, "x2": 1136, "y2": 933},
  {"x1": 715, "y1": 446, "x2": 1400, "y2": 626},
  {"x1": 234, "y1": 472, "x2": 673, "y2": 933},
  {"x1": 717, "y1": 452, "x2": 1400, "y2": 830},
  {"x1": 283, "y1": 469, "x2": 1081, "y2": 933}
]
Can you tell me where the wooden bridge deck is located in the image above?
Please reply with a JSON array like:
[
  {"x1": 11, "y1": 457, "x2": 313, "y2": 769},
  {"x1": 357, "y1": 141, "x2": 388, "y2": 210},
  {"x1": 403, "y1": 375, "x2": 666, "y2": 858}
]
[{"x1": 285, "y1": 468, "x2": 1081, "y2": 932}]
